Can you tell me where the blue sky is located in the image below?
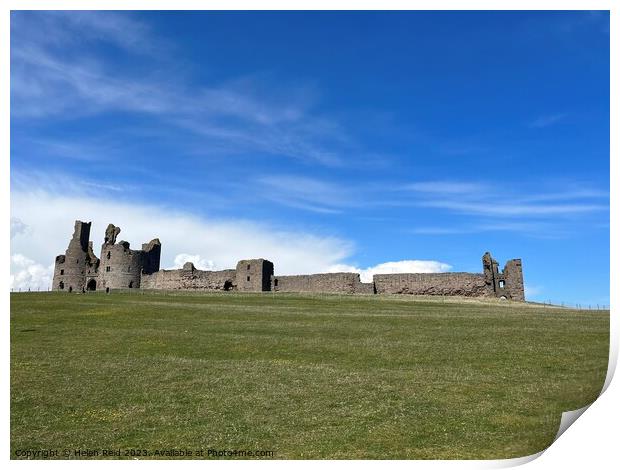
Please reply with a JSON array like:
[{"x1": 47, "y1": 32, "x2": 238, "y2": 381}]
[{"x1": 10, "y1": 11, "x2": 609, "y2": 305}]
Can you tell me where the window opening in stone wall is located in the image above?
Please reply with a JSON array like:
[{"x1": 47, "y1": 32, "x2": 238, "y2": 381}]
[
  {"x1": 247, "y1": 276, "x2": 250, "y2": 282},
  {"x1": 247, "y1": 264, "x2": 251, "y2": 270},
  {"x1": 499, "y1": 280, "x2": 505, "y2": 288},
  {"x1": 60, "y1": 269, "x2": 64, "y2": 275},
  {"x1": 274, "y1": 279, "x2": 278, "y2": 287},
  {"x1": 68, "y1": 286, "x2": 73, "y2": 293},
  {"x1": 59, "y1": 281, "x2": 64, "y2": 290},
  {"x1": 129, "y1": 281, "x2": 133, "y2": 288},
  {"x1": 107, "y1": 251, "x2": 111, "y2": 259},
  {"x1": 106, "y1": 266, "x2": 111, "y2": 272}
]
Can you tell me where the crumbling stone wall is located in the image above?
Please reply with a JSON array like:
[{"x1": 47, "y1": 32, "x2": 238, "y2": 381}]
[
  {"x1": 502, "y1": 259, "x2": 524, "y2": 301},
  {"x1": 374, "y1": 253, "x2": 524, "y2": 299},
  {"x1": 271, "y1": 272, "x2": 374, "y2": 294},
  {"x1": 141, "y1": 239, "x2": 162, "y2": 275},
  {"x1": 374, "y1": 272, "x2": 489, "y2": 296},
  {"x1": 141, "y1": 262, "x2": 235, "y2": 290}
]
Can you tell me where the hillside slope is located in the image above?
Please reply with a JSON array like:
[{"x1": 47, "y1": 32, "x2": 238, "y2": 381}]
[{"x1": 10, "y1": 292, "x2": 609, "y2": 459}]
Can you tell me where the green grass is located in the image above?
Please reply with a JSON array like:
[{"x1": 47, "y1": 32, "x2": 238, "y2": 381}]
[{"x1": 10, "y1": 291, "x2": 609, "y2": 459}]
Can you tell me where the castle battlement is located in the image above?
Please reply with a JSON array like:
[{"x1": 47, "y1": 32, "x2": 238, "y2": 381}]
[{"x1": 52, "y1": 220, "x2": 525, "y2": 301}]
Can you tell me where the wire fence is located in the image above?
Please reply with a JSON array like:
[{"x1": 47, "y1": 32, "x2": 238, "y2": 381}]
[{"x1": 9, "y1": 285, "x2": 610, "y2": 311}]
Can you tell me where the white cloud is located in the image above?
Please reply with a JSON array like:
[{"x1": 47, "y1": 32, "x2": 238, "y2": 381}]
[
  {"x1": 10, "y1": 186, "x2": 356, "y2": 286},
  {"x1": 327, "y1": 260, "x2": 452, "y2": 283},
  {"x1": 172, "y1": 254, "x2": 216, "y2": 271},
  {"x1": 10, "y1": 217, "x2": 28, "y2": 239},
  {"x1": 10, "y1": 254, "x2": 54, "y2": 291}
]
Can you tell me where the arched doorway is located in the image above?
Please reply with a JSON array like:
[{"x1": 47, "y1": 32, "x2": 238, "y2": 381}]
[
  {"x1": 223, "y1": 280, "x2": 233, "y2": 291},
  {"x1": 86, "y1": 279, "x2": 97, "y2": 291}
]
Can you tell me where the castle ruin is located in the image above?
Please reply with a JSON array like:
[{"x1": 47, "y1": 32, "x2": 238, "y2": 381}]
[{"x1": 53, "y1": 220, "x2": 525, "y2": 301}]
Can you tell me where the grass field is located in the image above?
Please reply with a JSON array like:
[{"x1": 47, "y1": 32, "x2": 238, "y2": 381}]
[{"x1": 10, "y1": 291, "x2": 609, "y2": 460}]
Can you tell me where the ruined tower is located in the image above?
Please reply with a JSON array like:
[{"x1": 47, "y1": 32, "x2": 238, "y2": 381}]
[
  {"x1": 482, "y1": 252, "x2": 524, "y2": 301},
  {"x1": 98, "y1": 223, "x2": 161, "y2": 291},
  {"x1": 52, "y1": 221, "x2": 161, "y2": 293},
  {"x1": 235, "y1": 259, "x2": 274, "y2": 292},
  {"x1": 52, "y1": 221, "x2": 100, "y2": 292}
]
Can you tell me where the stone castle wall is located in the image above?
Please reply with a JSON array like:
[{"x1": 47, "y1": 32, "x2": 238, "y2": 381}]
[
  {"x1": 272, "y1": 273, "x2": 375, "y2": 294},
  {"x1": 374, "y1": 272, "x2": 490, "y2": 296},
  {"x1": 141, "y1": 262, "x2": 235, "y2": 290},
  {"x1": 51, "y1": 220, "x2": 525, "y2": 301}
]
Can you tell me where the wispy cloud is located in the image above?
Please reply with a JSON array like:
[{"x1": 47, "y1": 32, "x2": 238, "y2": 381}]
[
  {"x1": 11, "y1": 170, "x2": 134, "y2": 198},
  {"x1": 245, "y1": 174, "x2": 609, "y2": 228},
  {"x1": 14, "y1": 137, "x2": 126, "y2": 162},
  {"x1": 401, "y1": 179, "x2": 608, "y2": 219},
  {"x1": 421, "y1": 199, "x2": 606, "y2": 217},
  {"x1": 410, "y1": 221, "x2": 571, "y2": 238},
  {"x1": 529, "y1": 113, "x2": 568, "y2": 128},
  {"x1": 11, "y1": 11, "x2": 350, "y2": 166},
  {"x1": 10, "y1": 217, "x2": 29, "y2": 239},
  {"x1": 255, "y1": 175, "x2": 360, "y2": 214},
  {"x1": 403, "y1": 181, "x2": 488, "y2": 194},
  {"x1": 11, "y1": 11, "x2": 158, "y2": 54}
]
